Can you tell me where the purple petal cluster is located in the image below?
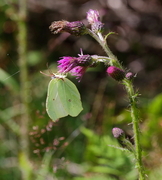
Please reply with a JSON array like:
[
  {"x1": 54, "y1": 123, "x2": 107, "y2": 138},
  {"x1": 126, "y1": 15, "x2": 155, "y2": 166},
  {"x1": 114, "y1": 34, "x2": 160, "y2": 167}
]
[
  {"x1": 71, "y1": 66, "x2": 87, "y2": 81},
  {"x1": 58, "y1": 56, "x2": 78, "y2": 73},
  {"x1": 86, "y1": 9, "x2": 104, "y2": 33},
  {"x1": 57, "y1": 55, "x2": 94, "y2": 80},
  {"x1": 112, "y1": 127, "x2": 124, "y2": 138},
  {"x1": 87, "y1": 9, "x2": 100, "y2": 24}
]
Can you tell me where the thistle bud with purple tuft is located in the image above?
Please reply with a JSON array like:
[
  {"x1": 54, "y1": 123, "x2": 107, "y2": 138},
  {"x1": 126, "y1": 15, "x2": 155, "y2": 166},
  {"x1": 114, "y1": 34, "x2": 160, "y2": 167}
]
[
  {"x1": 126, "y1": 72, "x2": 134, "y2": 80},
  {"x1": 107, "y1": 66, "x2": 125, "y2": 81},
  {"x1": 112, "y1": 127, "x2": 135, "y2": 152},
  {"x1": 57, "y1": 54, "x2": 97, "y2": 81},
  {"x1": 87, "y1": 9, "x2": 104, "y2": 33},
  {"x1": 112, "y1": 127, "x2": 125, "y2": 139}
]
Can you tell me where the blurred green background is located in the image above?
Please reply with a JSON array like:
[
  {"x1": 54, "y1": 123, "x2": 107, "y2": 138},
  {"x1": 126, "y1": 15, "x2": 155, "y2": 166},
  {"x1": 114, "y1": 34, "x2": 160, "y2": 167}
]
[{"x1": 1, "y1": 0, "x2": 162, "y2": 179}]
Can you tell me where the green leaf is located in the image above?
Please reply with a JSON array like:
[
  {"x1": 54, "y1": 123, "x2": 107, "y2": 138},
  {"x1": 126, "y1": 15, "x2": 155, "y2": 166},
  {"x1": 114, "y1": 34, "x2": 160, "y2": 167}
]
[
  {"x1": 104, "y1": 32, "x2": 117, "y2": 40},
  {"x1": 74, "y1": 175, "x2": 115, "y2": 180},
  {"x1": 141, "y1": 93, "x2": 162, "y2": 148},
  {"x1": 148, "y1": 93, "x2": 162, "y2": 117},
  {"x1": 0, "y1": 68, "x2": 19, "y2": 93},
  {"x1": 46, "y1": 77, "x2": 83, "y2": 121},
  {"x1": 0, "y1": 104, "x2": 23, "y2": 135},
  {"x1": 35, "y1": 152, "x2": 53, "y2": 180}
]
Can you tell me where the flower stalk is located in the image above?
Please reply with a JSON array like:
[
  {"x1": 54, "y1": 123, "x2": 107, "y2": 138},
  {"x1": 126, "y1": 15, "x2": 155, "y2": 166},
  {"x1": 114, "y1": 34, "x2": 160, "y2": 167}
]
[
  {"x1": 91, "y1": 33, "x2": 145, "y2": 180},
  {"x1": 87, "y1": 29, "x2": 122, "y2": 68},
  {"x1": 86, "y1": 10, "x2": 145, "y2": 179},
  {"x1": 124, "y1": 79, "x2": 145, "y2": 180}
]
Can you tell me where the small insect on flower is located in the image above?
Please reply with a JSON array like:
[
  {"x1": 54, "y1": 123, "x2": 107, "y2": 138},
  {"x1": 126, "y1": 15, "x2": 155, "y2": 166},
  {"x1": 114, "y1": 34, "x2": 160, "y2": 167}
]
[{"x1": 40, "y1": 71, "x2": 83, "y2": 121}]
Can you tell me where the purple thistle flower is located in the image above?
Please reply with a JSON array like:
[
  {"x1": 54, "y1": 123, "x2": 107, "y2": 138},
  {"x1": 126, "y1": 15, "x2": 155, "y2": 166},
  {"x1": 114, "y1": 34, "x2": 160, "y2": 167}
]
[
  {"x1": 58, "y1": 56, "x2": 78, "y2": 73},
  {"x1": 57, "y1": 54, "x2": 95, "y2": 81},
  {"x1": 87, "y1": 9, "x2": 100, "y2": 24},
  {"x1": 70, "y1": 66, "x2": 87, "y2": 81},
  {"x1": 57, "y1": 46, "x2": 100, "y2": 81},
  {"x1": 87, "y1": 9, "x2": 104, "y2": 33}
]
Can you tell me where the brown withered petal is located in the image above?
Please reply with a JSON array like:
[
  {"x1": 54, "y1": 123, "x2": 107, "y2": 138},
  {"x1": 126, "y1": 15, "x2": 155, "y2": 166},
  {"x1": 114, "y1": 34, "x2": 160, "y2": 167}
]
[{"x1": 49, "y1": 20, "x2": 68, "y2": 34}]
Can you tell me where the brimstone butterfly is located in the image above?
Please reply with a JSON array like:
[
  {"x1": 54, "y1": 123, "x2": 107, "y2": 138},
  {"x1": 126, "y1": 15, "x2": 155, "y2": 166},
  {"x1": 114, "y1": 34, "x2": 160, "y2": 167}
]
[{"x1": 42, "y1": 72, "x2": 83, "y2": 121}]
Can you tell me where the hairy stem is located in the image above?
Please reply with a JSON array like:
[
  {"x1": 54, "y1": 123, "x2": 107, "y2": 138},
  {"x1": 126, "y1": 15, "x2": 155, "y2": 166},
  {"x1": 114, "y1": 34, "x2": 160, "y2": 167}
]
[
  {"x1": 87, "y1": 30, "x2": 122, "y2": 68},
  {"x1": 88, "y1": 30, "x2": 145, "y2": 179},
  {"x1": 124, "y1": 80, "x2": 145, "y2": 180}
]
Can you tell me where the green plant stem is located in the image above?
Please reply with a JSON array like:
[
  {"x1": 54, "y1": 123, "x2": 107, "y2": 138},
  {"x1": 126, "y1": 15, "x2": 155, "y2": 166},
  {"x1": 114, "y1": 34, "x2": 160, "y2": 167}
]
[
  {"x1": 17, "y1": 0, "x2": 28, "y2": 154},
  {"x1": 124, "y1": 80, "x2": 145, "y2": 180},
  {"x1": 87, "y1": 30, "x2": 122, "y2": 68},
  {"x1": 17, "y1": 0, "x2": 32, "y2": 179},
  {"x1": 88, "y1": 30, "x2": 145, "y2": 179}
]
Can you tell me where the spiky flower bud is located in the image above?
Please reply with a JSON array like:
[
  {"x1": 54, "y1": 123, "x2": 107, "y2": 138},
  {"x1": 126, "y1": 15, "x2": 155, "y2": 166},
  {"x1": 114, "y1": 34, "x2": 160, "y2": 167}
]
[
  {"x1": 112, "y1": 127, "x2": 134, "y2": 152},
  {"x1": 126, "y1": 72, "x2": 134, "y2": 80},
  {"x1": 49, "y1": 20, "x2": 88, "y2": 36},
  {"x1": 107, "y1": 66, "x2": 125, "y2": 81},
  {"x1": 77, "y1": 55, "x2": 96, "y2": 66},
  {"x1": 112, "y1": 127, "x2": 125, "y2": 139}
]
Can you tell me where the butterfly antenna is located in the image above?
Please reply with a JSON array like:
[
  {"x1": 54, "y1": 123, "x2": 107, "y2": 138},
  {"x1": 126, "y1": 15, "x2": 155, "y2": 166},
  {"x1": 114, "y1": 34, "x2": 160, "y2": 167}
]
[{"x1": 40, "y1": 71, "x2": 51, "y2": 77}]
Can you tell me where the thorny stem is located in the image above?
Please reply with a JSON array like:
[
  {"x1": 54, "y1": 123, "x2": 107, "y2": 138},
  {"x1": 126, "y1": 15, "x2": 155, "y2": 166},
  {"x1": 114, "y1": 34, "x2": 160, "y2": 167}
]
[
  {"x1": 88, "y1": 30, "x2": 146, "y2": 180},
  {"x1": 124, "y1": 79, "x2": 145, "y2": 180}
]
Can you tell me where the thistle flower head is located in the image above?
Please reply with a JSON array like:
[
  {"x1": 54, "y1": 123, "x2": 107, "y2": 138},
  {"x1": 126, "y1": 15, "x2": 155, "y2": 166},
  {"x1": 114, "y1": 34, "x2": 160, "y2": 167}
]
[
  {"x1": 49, "y1": 20, "x2": 87, "y2": 36},
  {"x1": 71, "y1": 66, "x2": 87, "y2": 81},
  {"x1": 107, "y1": 66, "x2": 125, "y2": 81},
  {"x1": 57, "y1": 53, "x2": 95, "y2": 81},
  {"x1": 87, "y1": 9, "x2": 104, "y2": 33},
  {"x1": 112, "y1": 127, "x2": 124, "y2": 139},
  {"x1": 58, "y1": 56, "x2": 79, "y2": 73},
  {"x1": 87, "y1": 9, "x2": 100, "y2": 24}
]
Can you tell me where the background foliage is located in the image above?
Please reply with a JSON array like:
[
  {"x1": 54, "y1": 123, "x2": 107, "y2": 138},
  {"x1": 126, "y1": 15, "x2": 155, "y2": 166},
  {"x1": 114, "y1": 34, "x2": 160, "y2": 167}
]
[{"x1": 1, "y1": 0, "x2": 162, "y2": 179}]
